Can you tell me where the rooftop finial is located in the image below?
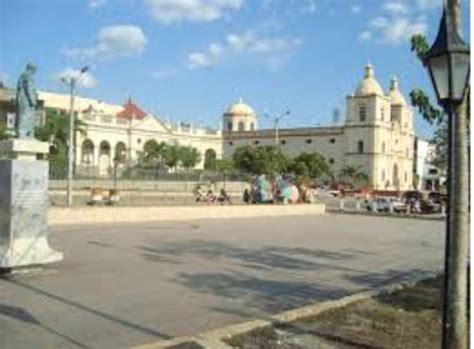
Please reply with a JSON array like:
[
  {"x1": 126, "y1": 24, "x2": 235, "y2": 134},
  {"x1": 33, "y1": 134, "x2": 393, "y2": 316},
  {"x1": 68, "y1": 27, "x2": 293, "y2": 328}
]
[
  {"x1": 390, "y1": 75, "x2": 399, "y2": 90},
  {"x1": 364, "y1": 61, "x2": 374, "y2": 78},
  {"x1": 238, "y1": 96, "x2": 243, "y2": 103}
]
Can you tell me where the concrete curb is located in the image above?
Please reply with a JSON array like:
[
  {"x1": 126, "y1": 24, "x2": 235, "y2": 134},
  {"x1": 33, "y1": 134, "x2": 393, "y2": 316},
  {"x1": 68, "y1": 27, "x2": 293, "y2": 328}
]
[
  {"x1": 48, "y1": 204, "x2": 326, "y2": 226},
  {"x1": 132, "y1": 271, "x2": 439, "y2": 349},
  {"x1": 327, "y1": 209, "x2": 445, "y2": 221}
]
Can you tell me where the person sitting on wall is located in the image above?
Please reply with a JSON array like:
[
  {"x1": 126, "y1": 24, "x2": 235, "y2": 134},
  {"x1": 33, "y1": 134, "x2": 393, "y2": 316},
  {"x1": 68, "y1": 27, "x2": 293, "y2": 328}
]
[
  {"x1": 206, "y1": 190, "x2": 217, "y2": 203},
  {"x1": 218, "y1": 189, "x2": 231, "y2": 204},
  {"x1": 194, "y1": 185, "x2": 204, "y2": 202},
  {"x1": 243, "y1": 189, "x2": 251, "y2": 204}
]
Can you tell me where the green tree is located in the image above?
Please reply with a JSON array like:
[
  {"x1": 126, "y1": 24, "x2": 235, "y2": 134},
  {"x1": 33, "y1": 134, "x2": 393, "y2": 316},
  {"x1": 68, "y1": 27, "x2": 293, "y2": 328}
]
[
  {"x1": 179, "y1": 146, "x2": 201, "y2": 169},
  {"x1": 233, "y1": 145, "x2": 288, "y2": 176},
  {"x1": 409, "y1": 34, "x2": 470, "y2": 174},
  {"x1": 163, "y1": 144, "x2": 181, "y2": 169},
  {"x1": 339, "y1": 165, "x2": 368, "y2": 188},
  {"x1": 214, "y1": 158, "x2": 235, "y2": 173},
  {"x1": 288, "y1": 152, "x2": 329, "y2": 179},
  {"x1": 35, "y1": 108, "x2": 87, "y2": 177}
]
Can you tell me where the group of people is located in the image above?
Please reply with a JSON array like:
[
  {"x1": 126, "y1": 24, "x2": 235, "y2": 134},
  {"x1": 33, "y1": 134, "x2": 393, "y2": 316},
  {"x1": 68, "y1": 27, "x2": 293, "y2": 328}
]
[
  {"x1": 242, "y1": 175, "x2": 316, "y2": 205},
  {"x1": 194, "y1": 186, "x2": 231, "y2": 204}
]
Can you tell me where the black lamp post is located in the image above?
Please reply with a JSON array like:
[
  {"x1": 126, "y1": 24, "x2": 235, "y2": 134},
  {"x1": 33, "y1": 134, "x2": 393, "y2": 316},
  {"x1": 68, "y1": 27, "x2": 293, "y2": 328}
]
[
  {"x1": 424, "y1": 11, "x2": 470, "y2": 108},
  {"x1": 423, "y1": 7, "x2": 470, "y2": 349}
]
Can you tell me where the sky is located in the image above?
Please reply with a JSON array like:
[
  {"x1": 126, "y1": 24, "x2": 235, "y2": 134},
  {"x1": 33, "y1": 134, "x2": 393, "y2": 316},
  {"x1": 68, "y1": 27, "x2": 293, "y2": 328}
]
[{"x1": 0, "y1": 0, "x2": 471, "y2": 138}]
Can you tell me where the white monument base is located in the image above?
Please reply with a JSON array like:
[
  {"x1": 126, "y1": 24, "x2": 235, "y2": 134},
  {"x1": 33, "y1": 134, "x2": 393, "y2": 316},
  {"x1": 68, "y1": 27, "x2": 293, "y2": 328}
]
[{"x1": 0, "y1": 139, "x2": 63, "y2": 269}]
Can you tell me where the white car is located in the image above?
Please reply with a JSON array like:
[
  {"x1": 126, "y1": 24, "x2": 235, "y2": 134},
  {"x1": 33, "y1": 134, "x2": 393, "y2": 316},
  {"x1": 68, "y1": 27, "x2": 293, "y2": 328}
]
[{"x1": 368, "y1": 197, "x2": 407, "y2": 213}]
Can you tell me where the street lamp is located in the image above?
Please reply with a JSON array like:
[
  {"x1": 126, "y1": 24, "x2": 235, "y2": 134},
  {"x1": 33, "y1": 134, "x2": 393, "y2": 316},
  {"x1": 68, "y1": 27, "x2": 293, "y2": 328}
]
[
  {"x1": 424, "y1": 11, "x2": 470, "y2": 107},
  {"x1": 264, "y1": 110, "x2": 291, "y2": 146},
  {"x1": 60, "y1": 66, "x2": 89, "y2": 207},
  {"x1": 423, "y1": 6, "x2": 470, "y2": 349}
]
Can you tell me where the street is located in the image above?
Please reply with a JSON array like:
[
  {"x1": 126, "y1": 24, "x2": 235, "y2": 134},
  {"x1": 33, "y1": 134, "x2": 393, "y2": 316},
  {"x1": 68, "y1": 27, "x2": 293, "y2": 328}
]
[{"x1": 0, "y1": 214, "x2": 444, "y2": 348}]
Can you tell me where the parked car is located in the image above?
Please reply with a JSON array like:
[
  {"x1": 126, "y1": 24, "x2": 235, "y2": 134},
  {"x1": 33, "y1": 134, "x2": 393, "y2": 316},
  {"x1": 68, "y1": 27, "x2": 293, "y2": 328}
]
[{"x1": 366, "y1": 197, "x2": 407, "y2": 213}]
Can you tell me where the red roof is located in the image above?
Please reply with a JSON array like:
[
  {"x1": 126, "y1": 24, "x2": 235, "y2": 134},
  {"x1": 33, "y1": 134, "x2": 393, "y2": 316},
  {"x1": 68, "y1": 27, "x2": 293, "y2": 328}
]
[{"x1": 116, "y1": 98, "x2": 147, "y2": 119}]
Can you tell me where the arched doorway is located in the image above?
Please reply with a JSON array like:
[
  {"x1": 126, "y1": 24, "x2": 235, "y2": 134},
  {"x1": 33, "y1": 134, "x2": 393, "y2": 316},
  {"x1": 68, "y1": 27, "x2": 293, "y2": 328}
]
[
  {"x1": 115, "y1": 142, "x2": 127, "y2": 164},
  {"x1": 204, "y1": 149, "x2": 217, "y2": 170},
  {"x1": 81, "y1": 139, "x2": 95, "y2": 177},
  {"x1": 99, "y1": 141, "x2": 111, "y2": 177}
]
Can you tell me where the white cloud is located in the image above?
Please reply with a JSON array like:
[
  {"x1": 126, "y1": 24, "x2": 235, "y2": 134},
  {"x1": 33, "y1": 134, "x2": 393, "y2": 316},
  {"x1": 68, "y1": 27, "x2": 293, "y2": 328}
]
[
  {"x1": 62, "y1": 25, "x2": 147, "y2": 61},
  {"x1": 188, "y1": 31, "x2": 302, "y2": 69},
  {"x1": 351, "y1": 5, "x2": 361, "y2": 14},
  {"x1": 262, "y1": 0, "x2": 318, "y2": 15},
  {"x1": 359, "y1": 1, "x2": 427, "y2": 45},
  {"x1": 382, "y1": 2, "x2": 408, "y2": 15},
  {"x1": 87, "y1": 0, "x2": 106, "y2": 9},
  {"x1": 56, "y1": 68, "x2": 98, "y2": 88},
  {"x1": 144, "y1": 0, "x2": 244, "y2": 24}
]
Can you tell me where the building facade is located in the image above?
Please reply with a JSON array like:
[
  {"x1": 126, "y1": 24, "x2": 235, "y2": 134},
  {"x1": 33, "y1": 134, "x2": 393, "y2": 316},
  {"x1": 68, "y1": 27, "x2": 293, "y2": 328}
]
[{"x1": 0, "y1": 63, "x2": 415, "y2": 190}]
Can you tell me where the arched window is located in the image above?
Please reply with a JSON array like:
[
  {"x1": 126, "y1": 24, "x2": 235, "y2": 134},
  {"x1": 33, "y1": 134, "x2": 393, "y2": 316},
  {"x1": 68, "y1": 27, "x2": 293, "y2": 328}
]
[
  {"x1": 357, "y1": 140, "x2": 364, "y2": 153},
  {"x1": 359, "y1": 105, "x2": 367, "y2": 122},
  {"x1": 115, "y1": 142, "x2": 127, "y2": 163},
  {"x1": 381, "y1": 107, "x2": 385, "y2": 121},
  {"x1": 406, "y1": 147, "x2": 409, "y2": 157},
  {"x1": 404, "y1": 171, "x2": 408, "y2": 183},
  {"x1": 238, "y1": 122, "x2": 245, "y2": 131},
  {"x1": 227, "y1": 121, "x2": 233, "y2": 131},
  {"x1": 250, "y1": 122, "x2": 255, "y2": 131},
  {"x1": 381, "y1": 169, "x2": 386, "y2": 182},
  {"x1": 381, "y1": 142, "x2": 386, "y2": 154}
]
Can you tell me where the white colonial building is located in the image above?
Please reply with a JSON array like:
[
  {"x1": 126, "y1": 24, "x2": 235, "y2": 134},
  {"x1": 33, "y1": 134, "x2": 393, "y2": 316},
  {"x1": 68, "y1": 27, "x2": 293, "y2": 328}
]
[
  {"x1": 223, "y1": 63, "x2": 415, "y2": 190},
  {"x1": 0, "y1": 63, "x2": 415, "y2": 190}
]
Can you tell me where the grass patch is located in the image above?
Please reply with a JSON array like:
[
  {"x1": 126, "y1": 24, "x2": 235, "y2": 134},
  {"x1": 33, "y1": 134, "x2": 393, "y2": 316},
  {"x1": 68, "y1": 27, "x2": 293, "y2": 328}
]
[{"x1": 225, "y1": 276, "x2": 446, "y2": 349}]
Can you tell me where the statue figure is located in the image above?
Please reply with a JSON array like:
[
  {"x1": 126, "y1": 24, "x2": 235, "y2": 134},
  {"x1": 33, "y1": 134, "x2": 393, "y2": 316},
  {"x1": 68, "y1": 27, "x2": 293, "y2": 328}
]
[{"x1": 16, "y1": 63, "x2": 38, "y2": 139}]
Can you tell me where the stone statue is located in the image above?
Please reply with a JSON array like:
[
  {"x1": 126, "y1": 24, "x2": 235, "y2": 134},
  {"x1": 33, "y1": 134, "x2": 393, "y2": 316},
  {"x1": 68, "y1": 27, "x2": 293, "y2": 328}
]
[{"x1": 16, "y1": 63, "x2": 38, "y2": 139}]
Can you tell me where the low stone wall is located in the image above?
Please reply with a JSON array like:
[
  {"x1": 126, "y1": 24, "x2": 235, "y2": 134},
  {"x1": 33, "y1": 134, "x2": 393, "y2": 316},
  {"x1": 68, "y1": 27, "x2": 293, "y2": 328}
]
[
  {"x1": 49, "y1": 180, "x2": 250, "y2": 193},
  {"x1": 48, "y1": 204, "x2": 326, "y2": 226}
]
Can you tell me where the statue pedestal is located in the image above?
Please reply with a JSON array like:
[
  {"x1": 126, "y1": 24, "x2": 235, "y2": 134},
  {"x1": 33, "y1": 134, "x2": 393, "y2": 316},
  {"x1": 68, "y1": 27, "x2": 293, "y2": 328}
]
[{"x1": 0, "y1": 139, "x2": 63, "y2": 269}]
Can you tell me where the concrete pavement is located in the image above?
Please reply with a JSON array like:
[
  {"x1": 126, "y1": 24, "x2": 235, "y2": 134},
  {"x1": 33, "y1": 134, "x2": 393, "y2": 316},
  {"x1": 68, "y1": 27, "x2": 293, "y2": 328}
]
[{"x1": 0, "y1": 214, "x2": 444, "y2": 348}]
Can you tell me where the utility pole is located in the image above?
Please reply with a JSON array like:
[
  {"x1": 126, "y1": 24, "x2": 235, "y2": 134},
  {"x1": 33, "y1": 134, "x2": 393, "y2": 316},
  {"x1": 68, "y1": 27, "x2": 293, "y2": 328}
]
[
  {"x1": 61, "y1": 66, "x2": 88, "y2": 207},
  {"x1": 264, "y1": 110, "x2": 290, "y2": 147}
]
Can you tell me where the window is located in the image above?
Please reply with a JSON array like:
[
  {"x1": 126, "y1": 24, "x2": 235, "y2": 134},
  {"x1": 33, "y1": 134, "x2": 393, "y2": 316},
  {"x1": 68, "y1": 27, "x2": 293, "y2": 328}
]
[
  {"x1": 359, "y1": 105, "x2": 367, "y2": 122},
  {"x1": 137, "y1": 138, "x2": 142, "y2": 144},
  {"x1": 329, "y1": 158, "x2": 335, "y2": 164},
  {"x1": 254, "y1": 140, "x2": 260, "y2": 145},
  {"x1": 306, "y1": 139, "x2": 312, "y2": 144},
  {"x1": 280, "y1": 140, "x2": 286, "y2": 145},
  {"x1": 381, "y1": 169, "x2": 386, "y2": 182},
  {"x1": 382, "y1": 142, "x2": 386, "y2": 154},
  {"x1": 404, "y1": 172, "x2": 408, "y2": 182},
  {"x1": 329, "y1": 138, "x2": 336, "y2": 144},
  {"x1": 227, "y1": 122, "x2": 233, "y2": 131},
  {"x1": 381, "y1": 107, "x2": 385, "y2": 121},
  {"x1": 406, "y1": 147, "x2": 409, "y2": 157},
  {"x1": 250, "y1": 123, "x2": 255, "y2": 131},
  {"x1": 228, "y1": 141, "x2": 233, "y2": 146},
  {"x1": 428, "y1": 169, "x2": 438, "y2": 175},
  {"x1": 238, "y1": 122, "x2": 245, "y2": 131},
  {"x1": 357, "y1": 140, "x2": 364, "y2": 153}
]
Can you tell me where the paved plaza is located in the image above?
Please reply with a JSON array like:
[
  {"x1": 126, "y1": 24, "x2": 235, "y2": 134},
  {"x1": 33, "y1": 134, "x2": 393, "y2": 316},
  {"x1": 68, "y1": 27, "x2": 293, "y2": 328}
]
[{"x1": 0, "y1": 214, "x2": 444, "y2": 348}]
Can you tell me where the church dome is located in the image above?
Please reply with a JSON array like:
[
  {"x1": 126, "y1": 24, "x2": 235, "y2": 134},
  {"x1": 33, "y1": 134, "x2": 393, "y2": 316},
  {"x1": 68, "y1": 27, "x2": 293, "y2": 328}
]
[
  {"x1": 225, "y1": 98, "x2": 256, "y2": 116},
  {"x1": 388, "y1": 76, "x2": 407, "y2": 106},
  {"x1": 354, "y1": 62, "x2": 384, "y2": 97}
]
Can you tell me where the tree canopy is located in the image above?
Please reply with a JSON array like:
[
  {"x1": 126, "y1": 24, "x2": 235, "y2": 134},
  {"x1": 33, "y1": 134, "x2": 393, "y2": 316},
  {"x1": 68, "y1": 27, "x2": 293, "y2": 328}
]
[{"x1": 232, "y1": 145, "x2": 289, "y2": 176}]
